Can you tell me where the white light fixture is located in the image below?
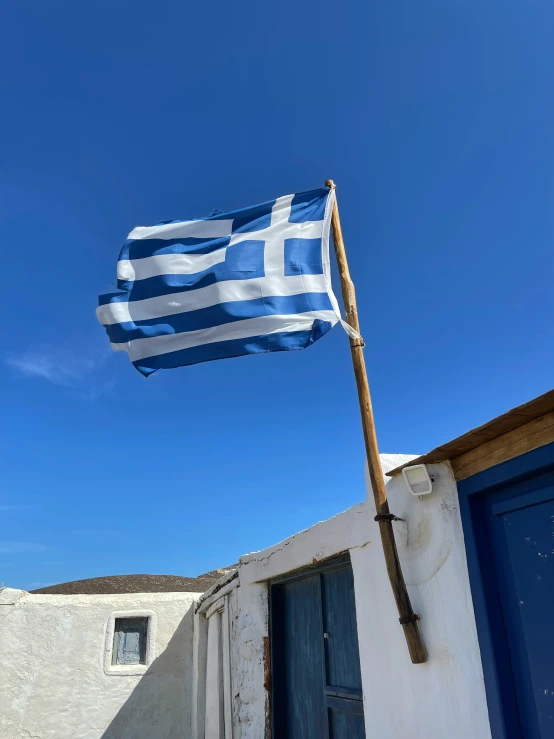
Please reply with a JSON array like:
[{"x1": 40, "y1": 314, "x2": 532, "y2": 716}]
[{"x1": 402, "y1": 464, "x2": 433, "y2": 496}]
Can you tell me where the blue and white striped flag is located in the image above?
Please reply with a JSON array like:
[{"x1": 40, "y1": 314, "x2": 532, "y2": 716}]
[{"x1": 97, "y1": 187, "x2": 357, "y2": 376}]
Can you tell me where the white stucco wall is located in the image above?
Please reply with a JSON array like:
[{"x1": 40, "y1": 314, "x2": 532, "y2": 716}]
[
  {"x1": 227, "y1": 455, "x2": 492, "y2": 739},
  {"x1": 192, "y1": 570, "x2": 239, "y2": 739},
  {"x1": 0, "y1": 589, "x2": 198, "y2": 739}
]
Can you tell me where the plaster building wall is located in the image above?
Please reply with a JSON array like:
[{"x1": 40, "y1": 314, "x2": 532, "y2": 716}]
[
  {"x1": 192, "y1": 570, "x2": 238, "y2": 739},
  {"x1": 3, "y1": 453, "x2": 495, "y2": 739},
  {"x1": 0, "y1": 589, "x2": 198, "y2": 739},
  {"x1": 225, "y1": 454, "x2": 493, "y2": 739}
]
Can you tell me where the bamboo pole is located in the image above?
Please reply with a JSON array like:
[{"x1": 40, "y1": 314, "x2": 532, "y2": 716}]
[{"x1": 325, "y1": 179, "x2": 427, "y2": 664}]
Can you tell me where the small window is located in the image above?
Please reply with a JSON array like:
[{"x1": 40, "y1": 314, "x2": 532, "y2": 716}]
[{"x1": 112, "y1": 617, "x2": 148, "y2": 665}]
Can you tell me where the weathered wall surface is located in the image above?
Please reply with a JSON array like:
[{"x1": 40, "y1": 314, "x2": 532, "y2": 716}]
[
  {"x1": 228, "y1": 580, "x2": 267, "y2": 739},
  {"x1": 192, "y1": 570, "x2": 239, "y2": 739},
  {"x1": 355, "y1": 460, "x2": 492, "y2": 739},
  {"x1": 0, "y1": 590, "x2": 197, "y2": 739},
  {"x1": 228, "y1": 454, "x2": 492, "y2": 739}
]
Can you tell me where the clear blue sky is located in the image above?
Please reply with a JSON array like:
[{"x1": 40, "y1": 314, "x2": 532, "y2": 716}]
[{"x1": 1, "y1": 1, "x2": 552, "y2": 590}]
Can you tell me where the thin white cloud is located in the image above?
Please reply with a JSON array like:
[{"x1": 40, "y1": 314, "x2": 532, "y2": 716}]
[
  {"x1": 6, "y1": 345, "x2": 108, "y2": 387},
  {"x1": 6, "y1": 343, "x2": 115, "y2": 401},
  {"x1": 81, "y1": 380, "x2": 116, "y2": 403},
  {"x1": 0, "y1": 542, "x2": 50, "y2": 554}
]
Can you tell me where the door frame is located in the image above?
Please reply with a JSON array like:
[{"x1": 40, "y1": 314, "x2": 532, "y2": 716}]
[
  {"x1": 458, "y1": 440, "x2": 554, "y2": 739},
  {"x1": 268, "y1": 552, "x2": 362, "y2": 739},
  {"x1": 269, "y1": 552, "x2": 352, "y2": 586}
]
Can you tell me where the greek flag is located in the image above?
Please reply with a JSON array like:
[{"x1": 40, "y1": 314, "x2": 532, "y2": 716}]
[{"x1": 97, "y1": 187, "x2": 356, "y2": 376}]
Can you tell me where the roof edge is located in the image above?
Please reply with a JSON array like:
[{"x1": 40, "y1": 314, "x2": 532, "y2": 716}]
[{"x1": 387, "y1": 389, "x2": 554, "y2": 477}]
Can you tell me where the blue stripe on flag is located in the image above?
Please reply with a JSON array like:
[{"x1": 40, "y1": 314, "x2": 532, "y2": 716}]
[
  {"x1": 117, "y1": 240, "x2": 265, "y2": 293},
  {"x1": 284, "y1": 238, "x2": 324, "y2": 276},
  {"x1": 104, "y1": 292, "x2": 333, "y2": 344},
  {"x1": 99, "y1": 290, "x2": 127, "y2": 307},
  {"x1": 132, "y1": 321, "x2": 333, "y2": 376},
  {"x1": 120, "y1": 236, "x2": 231, "y2": 262},
  {"x1": 229, "y1": 200, "x2": 275, "y2": 233},
  {"x1": 289, "y1": 188, "x2": 329, "y2": 223}
]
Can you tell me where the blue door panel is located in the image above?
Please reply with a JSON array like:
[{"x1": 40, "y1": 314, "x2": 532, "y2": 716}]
[
  {"x1": 271, "y1": 557, "x2": 365, "y2": 739},
  {"x1": 459, "y1": 444, "x2": 554, "y2": 739},
  {"x1": 271, "y1": 574, "x2": 326, "y2": 739},
  {"x1": 487, "y1": 487, "x2": 554, "y2": 739},
  {"x1": 328, "y1": 697, "x2": 366, "y2": 739},
  {"x1": 322, "y1": 567, "x2": 363, "y2": 695}
]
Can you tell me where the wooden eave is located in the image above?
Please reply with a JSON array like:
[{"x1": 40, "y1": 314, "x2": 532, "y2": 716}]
[{"x1": 387, "y1": 389, "x2": 554, "y2": 481}]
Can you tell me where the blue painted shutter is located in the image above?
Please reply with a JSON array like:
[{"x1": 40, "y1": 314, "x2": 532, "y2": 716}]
[{"x1": 112, "y1": 617, "x2": 148, "y2": 665}]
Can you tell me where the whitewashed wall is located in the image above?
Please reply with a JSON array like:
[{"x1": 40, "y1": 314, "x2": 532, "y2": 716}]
[
  {"x1": 0, "y1": 589, "x2": 198, "y2": 739},
  {"x1": 226, "y1": 455, "x2": 492, "y2": 739},
  {"x1": 192, "y1": 571, "x2": 238, "y2": 739},
  {"x1": 5, "y1": 453, "x2": 493, "y2": 739}
]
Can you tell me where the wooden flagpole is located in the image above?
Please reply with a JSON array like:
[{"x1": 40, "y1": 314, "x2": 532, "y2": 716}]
[{"x1": 325, "y1": 180, "x2": 427, "y2": 664}]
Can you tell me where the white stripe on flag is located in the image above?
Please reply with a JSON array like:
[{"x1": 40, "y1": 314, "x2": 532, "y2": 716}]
[
  {"x1": 96, "y1": 274, "x2": 329, "y2": 326},
  {"x1": 229, "y1": 219, "x2": 323, "y2": 246},
  {"x1": 117, "y1": 248, "x2": 228, "y2": 282},
  {"x1": 128, "y1": 219, "x2": 233, "y2": 241},
  {"x1": 111, "y1": 310, "x2": 337, "y2": 361},
  {"x1": 263, "y1": 195, "x2": 293, "y2": 274},
  {"x1": 119, "y1": 220, "x2": 324, "y2": 283}
]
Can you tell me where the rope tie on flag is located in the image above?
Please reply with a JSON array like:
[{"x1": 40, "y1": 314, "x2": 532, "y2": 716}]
[{"x1": 339, "y1": 319, "x2": 363, "y2": 341}]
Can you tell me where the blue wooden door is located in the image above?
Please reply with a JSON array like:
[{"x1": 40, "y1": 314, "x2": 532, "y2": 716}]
[
  {"x1": 271, "y1": 556, "x2": 365, "y2": 739},
  {"x1": 486, "y1": 473, "x2": 554, "y2": 738}
]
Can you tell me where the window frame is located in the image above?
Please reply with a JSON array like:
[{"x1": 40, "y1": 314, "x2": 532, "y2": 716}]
[{"x1": 104, "y1": 610, "x2": 157, "y2": 676}]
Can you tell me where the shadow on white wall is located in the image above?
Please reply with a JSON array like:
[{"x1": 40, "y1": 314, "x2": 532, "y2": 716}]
[{"x1": 101, "y1": 603, "x2": 194, "y2": 739}]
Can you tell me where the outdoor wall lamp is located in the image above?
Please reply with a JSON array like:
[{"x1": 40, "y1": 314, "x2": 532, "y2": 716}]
[{"x1": 402, "y1": 464, "x2": 434, "y2": 496}]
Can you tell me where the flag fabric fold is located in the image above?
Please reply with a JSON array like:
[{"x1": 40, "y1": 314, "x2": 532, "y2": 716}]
[{"x1": 97, "y1": 187, "x2": 353, "y2": 376}]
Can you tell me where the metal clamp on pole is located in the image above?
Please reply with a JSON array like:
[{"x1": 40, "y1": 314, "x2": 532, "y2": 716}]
[
  {"x1": 374, "y1": 513, "x2": 403, "y2": 522},
  {"x1": 399, "y1": 613, "x2": 420, "y2": 625}
]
